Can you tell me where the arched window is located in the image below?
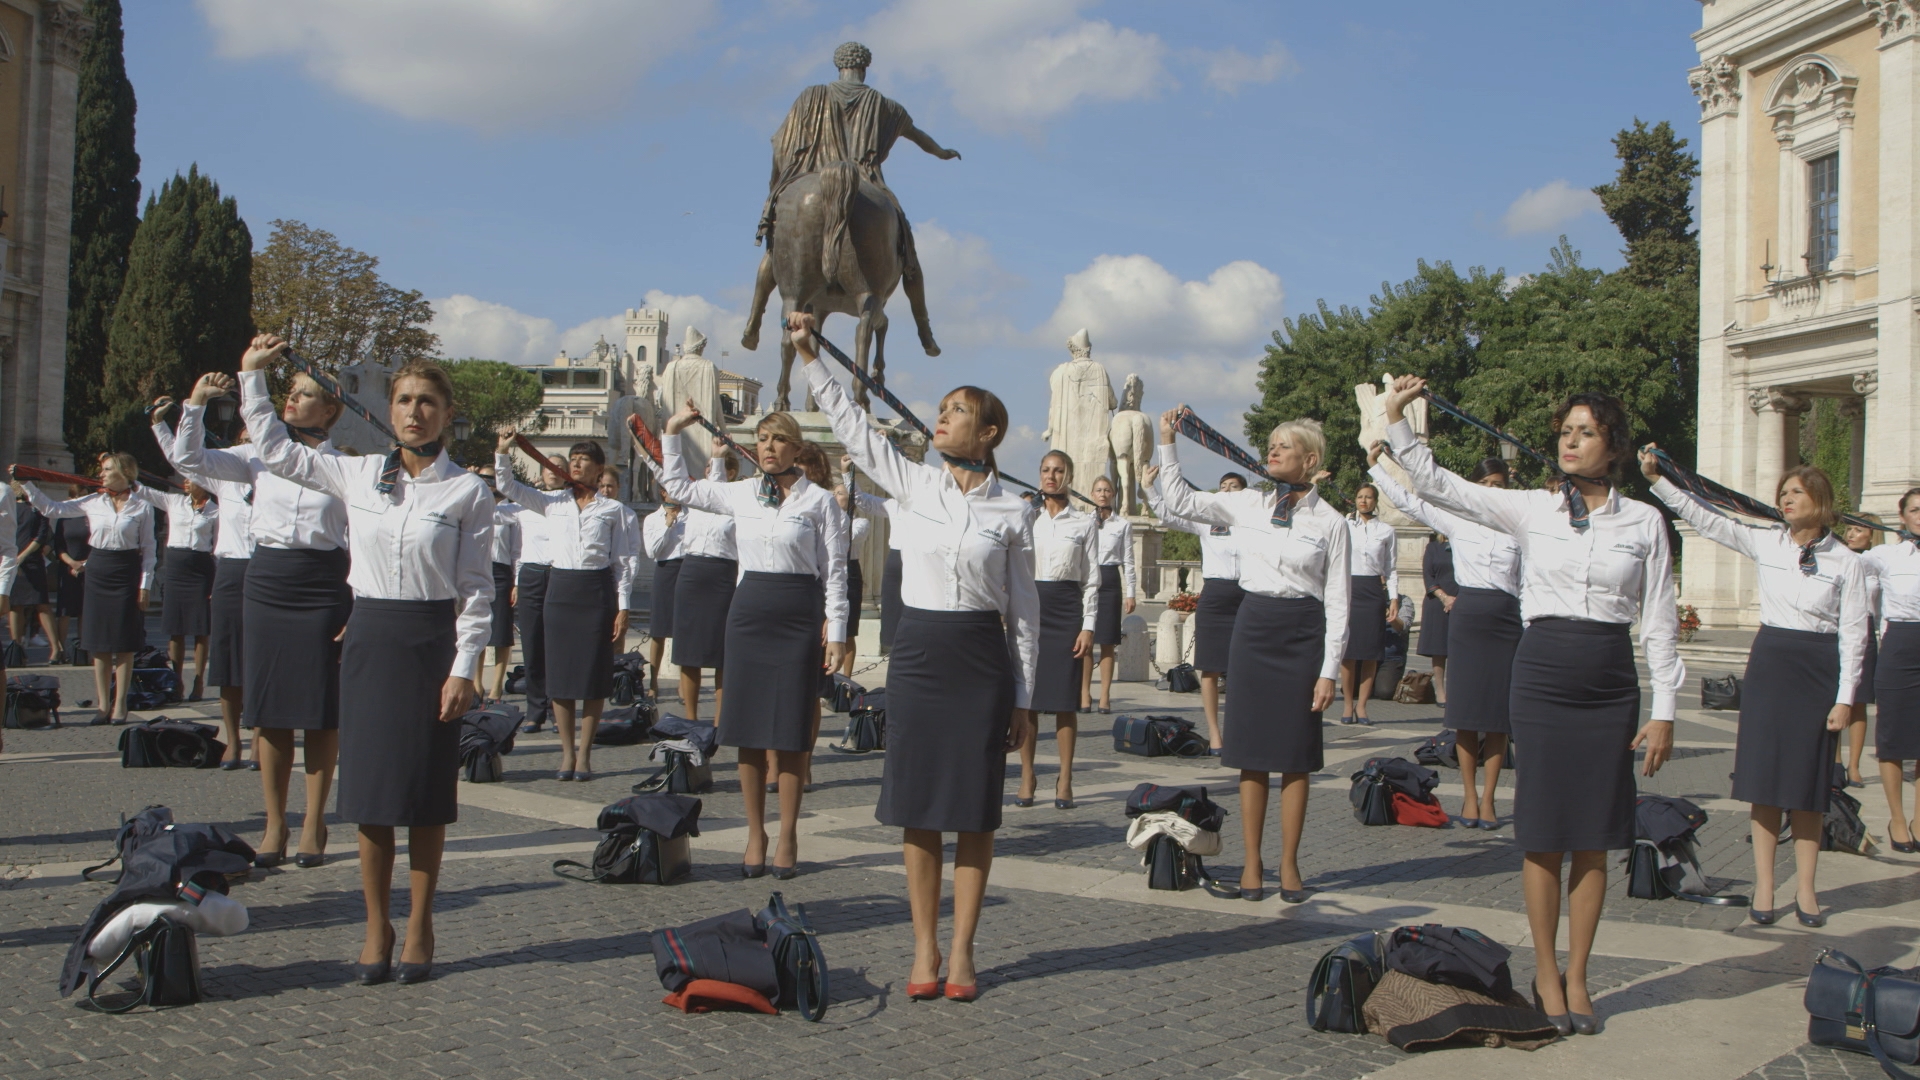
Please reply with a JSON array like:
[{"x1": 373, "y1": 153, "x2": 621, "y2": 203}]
[{"x1": 1764, "y1": 54, "x2": 1859, "y2": 281}]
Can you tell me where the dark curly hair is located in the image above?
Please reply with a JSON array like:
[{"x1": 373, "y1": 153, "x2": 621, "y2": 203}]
[{"x1": 1549, "y1": 392, "x2": 1633, "y2": 479}]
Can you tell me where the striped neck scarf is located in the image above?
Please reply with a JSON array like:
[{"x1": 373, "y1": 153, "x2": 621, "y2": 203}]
[
  {"x1": 758, "y1": 467, "x2": 800, "y2": 509},
  {"x1": 1560, "y1": 473, "x2": 1610, "y2": 530},
  {"x1": 941, "y1": 453, "x2": 990, "y2": 474},
  {"x1": 1798, "y1": 529, "x2": 1829, "y2": 575},
  {"x1": 288, "y1": 423, "x2": 330, "y2": 444},
  {"x1": 377, "y1": 442, "x2": 442, "y2": 495},
  {"x1": 1270, "y1": 483, "x2": 1313, "y2": 528}
]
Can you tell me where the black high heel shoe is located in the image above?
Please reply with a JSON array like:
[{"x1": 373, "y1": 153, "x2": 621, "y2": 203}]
[
  {"x1": 1532, "y1": 979, "x2": 1574, "y2": 1037},
  {"x1": 294, "y1": 826, "x2": 328, "y2": 869},
  {"x1": 254, "y1": 827, "x2": 291, "y2": 869},
  {"x1": 1749, "y1": 907, "x2": 1780, "y2": 926},
  {"x1": 1795, "y1": 905, "x2": 1827, "y2": 928},
  {"x1": 356, "y1": 933, "x2": 395, "y2": 985},
  {"x1": 396, "y1": 962, "x2": 433, "y2": 985}
]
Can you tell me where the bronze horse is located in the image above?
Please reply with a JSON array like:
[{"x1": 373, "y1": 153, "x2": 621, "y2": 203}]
[{"x1": 742, "y1": 162, "x2": 939, "y2": 411}]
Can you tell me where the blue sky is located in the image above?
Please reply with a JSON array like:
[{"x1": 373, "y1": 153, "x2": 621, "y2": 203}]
[{"x1": 129, "y1": 0, "x2": 1704, "y2": 476}]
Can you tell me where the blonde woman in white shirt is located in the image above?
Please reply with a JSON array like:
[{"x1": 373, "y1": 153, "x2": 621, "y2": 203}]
[
  {"x1": 1019, "y1": 450, "x2": 1100, "y2": 808},
  {"x1": 13, "y1": 452, "x2": 155, "y2": 725},
  {"x1": 662, "y1": 404, "x2": 848, "y2": 880},
  {"x1": 1383, "y1": 377, "x2": 1679, "y2": 1037},
  {"x1": 174, "y1": 362, "x2": 352, "y2": 869},
  {"x1": 794, "y1": 314, "x2": 1037, "y2": 1001},
  {"x1": 1864, "y1": 488, "x2": 1920, "y2": 855},
  {"x1": 1082, "y1": 476, "x2": 1136, "y2": 715},
  {"x1": 242, "y1": 339, "x2": 492, "y2": 985},
  {"x1": 1641, "y1": 453, "x2": 1865, "y2": 926},
  {"x1": 1155, "y1": 410, "x2": 1350, "y2": 906}
]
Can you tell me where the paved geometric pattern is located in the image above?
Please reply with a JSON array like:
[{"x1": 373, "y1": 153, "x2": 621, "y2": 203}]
[{"x1": 2, "y1": 622, "x2": 1916, "y2": 1079}]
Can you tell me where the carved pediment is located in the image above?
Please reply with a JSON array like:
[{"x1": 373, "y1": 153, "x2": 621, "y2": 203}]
[{"x1": 1764, "y1": 54, "x2": 1858, "y2": 120}]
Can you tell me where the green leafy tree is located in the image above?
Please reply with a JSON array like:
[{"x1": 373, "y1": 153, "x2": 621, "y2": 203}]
[
  {"x1": 252, "y1": 219, "x2": 438, "y2": 375},
  {"x1": 442, "y1": 358, "x2": 542, "y2": 465},
  {"x1": 95, "y1": 166, "x2": 253, "y2": 471},
  {"x1": 63, "y1": 0, "x2": 141, "y2": 464}
]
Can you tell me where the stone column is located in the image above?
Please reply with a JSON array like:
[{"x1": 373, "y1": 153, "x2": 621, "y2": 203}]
[
  {"x1": 1750, "y1": 388, "x2": 1807, "y2": 505},
  {"x1": 1865, "y1": 3, "x2": 1920, "y2": 515},
  {"x1": 1838, "y1": 393, "x2": 1867, "y2": 508}
]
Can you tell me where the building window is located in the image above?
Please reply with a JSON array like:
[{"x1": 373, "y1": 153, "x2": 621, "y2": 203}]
[
  {"x1": 540, "y1": 369, "x2": 568, "y2": 386},
  {"x1": 1808, "y1": 153, "x2": 1839, "y2": 275},
  {"x1": 571, "y1": 370, "x2": 604, "y2": 389}
]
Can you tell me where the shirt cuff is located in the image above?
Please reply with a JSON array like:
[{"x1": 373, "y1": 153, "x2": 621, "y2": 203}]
[
  {"x1": 452, "y1": 648, "x2": 483, "y2": 683},
  {"x1": 139, "y1": 571, "x2": 154, "y2": 590},
  {"x1": 1650, "y1": 691, "x2": 1676, "y2": 722},
  {"x1": 1153, "y1": 443, "x2": 1179, "y2": 466},
  {"x1": 1081, "y1": 615, "x2": 1097, "y2": 633},
  {"x1": 826, "y1": 618, "x2": 847, "y2": 644},
  {"x1": 1386, "y1": 418, "x2": 1419, "y2": 454},
  {"x1": 1318, "y1": 656, "x2": 1341, "y2": 681}
]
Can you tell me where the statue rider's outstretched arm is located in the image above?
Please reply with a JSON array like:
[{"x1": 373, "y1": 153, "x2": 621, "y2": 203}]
[{"x1": 904, "y1": 124, "x2": 961, "y2": 161}]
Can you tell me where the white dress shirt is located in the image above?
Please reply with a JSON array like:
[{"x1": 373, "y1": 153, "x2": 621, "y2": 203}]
[
  {"x1": 0, "y1": 494, "x2": 17, "y2": 596},
  {"x1": 152, "y1": 492, "x2": 219, "y2": 552},
  {"x1": 1092, "y1": 511, "x2": 1137, "y2": 599},
  {"x1": 1029, "y1": 501, "x2": 1102, "y2": 633},
  {"x1": 490, "y1": 502, "x2": 520, "y2": 567},
  {"x1": 24, "y1": 485, "x2": 158, "y2": 588},
  {"x1": 1370, "y1": 466, "x2": 1521, "y2": 596},
  {"x1": 1387, "y1": 418, "x2": 1685, "y2": 720},
  {"x1": 1652, "y1": 479, "x2": 1868, "y2": 705},
  {"x1": 679, "y1": 505, "x2": 737, "y2": 560},
  {"x1": 245, "y1": 382, "x2": 495, "y2": 682},
  {"x1": 612, "y1": 501, "x2": 643, "y2": 612},
  {"x1": 1345, "y1": 514, "x2": 1401, "y2": 600},
  {"x1": 852, "y1": 491, "x2": 900, "y2": 550},
  {"x1": 154, "y1": 419, "x2": 255, "y2": 559},
  {"x1": 849, "y1": 516, "x2": 871, "y2": 552},
  {"x1": 511, "y1": 503, "x2": 550, "y2": 574},
  {"x1": 662, "y1": 437, "x2": 851, "y2": 642},
  {"x1": 1866, "y1": 540, "x2": 1920, "y2": 624},
  {"x1": 1153, "y1": 445, "x2": 1352, "y2": 680},
  {"x1": 642, "y1": 507, "x2": 688, "y2": 562},
  {"x1": 494, "y1": 454, "x2": 638, "y2": 603},
  {"x1": 173, "y1": 399, "x2": 348, "y2": 552},
  {"x1": 1147, "y1": 478, "x2": 1241, "y2": 582},
  {"x1": 806, "y1": 359, "x2": 1040, "y2": 707}
]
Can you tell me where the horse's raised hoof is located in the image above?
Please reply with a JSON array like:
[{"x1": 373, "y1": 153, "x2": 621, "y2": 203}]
[
  {"x1": 773, "y1": 395, "x2": 791, "y2": 412},
  {"x1": 742, "y1": 326, "x2": 761, "y2": 351},
  {"x1": 921, "y1": 334, "x2": 941, "y2": 357}
]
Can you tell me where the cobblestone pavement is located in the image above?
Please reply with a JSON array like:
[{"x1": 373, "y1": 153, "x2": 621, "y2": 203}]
[{"x1": 3, "y1": 638, "x2": 1917, "y2": 1080}]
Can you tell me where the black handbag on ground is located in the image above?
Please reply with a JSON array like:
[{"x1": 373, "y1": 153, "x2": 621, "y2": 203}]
[
  {"x1": 554, "y1": 794, "x2": 699, "y2": 885},
  {"x1": 118, "y1": 718, "x2": 224, "y2": 769},
  {"x1": 1306, "y1": 929, "x2": 1390, "y2": 1033},
  {"x1": 595, "y1": 702, "x2": 658, "y2": 746},
  {"x1": 1349, "y1": 767, "x2": 1394, "y2": 827},
  {"x1": 123, "y1": 668, "x2": 181, "y2": 711},
  {"x1": 633, "y1": 750, "x2": 713, "y2": 795},
  {"x1": 458, "y1": 703, "x2": 521, "y2": 783},
  {"x1": 66, "y1": 632, "x2": 88, "y2": 668},
  {"x1": 5, "y1": 673, "x2": 62, "y2": 728},
  {"x1": 505, "y1": 664, "x2": 526, "y2": 695},
  {"x1": 1806, "y1": 948, "x2": 1920, "y2": 1079},
  {"x1": 1144, "y1": 834, "x2": 1205, "y2": 891},
  {"x1": 653, "y1": 908, "x2": 782, "y2": 1002},
  {"x1": 1, "y1": 639, "x2": 25, "y2": 668},
  {"x1": 1124, "y1": 783, "x2": 1228, "y2": 833},
  {"x1": 1384, "y1": 924, "x2": 1514, "y2": 1000},
  {"x1": 610, "y1": 653, "x2": 648, "y2": 706},
  {"x1": 1701, "y1": 674, "x2": 1742, "y2": 710},
  {"x1": 1164, "y1": 663, "x2": 1200, "y2": 693},
  {"x1": 87, "y1": 915, "x2": 202, "y2": 1013},
  {"x1": 1627, "y1": 794, "x2": 1748, "y2": 906},
  {"x1": 1112, "y1": 715, "x2": 1208, "y2": 758},
  {"x1": 834, "y1": 703, "x2": 886, "y2": 753},
  {"x1": 82, "y1": 806, "x2": 176, "y2": 882},
  {"x1": 1413, "y1": 729, "x2": 1457, "y2": 769},
  {"x1": 756, "y1": 891, "x2": 829, "y2": 1022},
  {"x1": 1824, "y1": 784, "x2": 1874, "y2": 855}
]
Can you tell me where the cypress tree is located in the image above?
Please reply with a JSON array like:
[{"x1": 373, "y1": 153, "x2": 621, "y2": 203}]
[
  {"x1": 94, "y1": 166, "x2": 253, "y2": 471},
  {"x1": 64, "y1": 0, "x2": 140, "y2": 464}
]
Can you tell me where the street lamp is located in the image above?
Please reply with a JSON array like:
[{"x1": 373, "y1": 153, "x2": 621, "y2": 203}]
[
  {"x1": 451, "y1": 415, "x2": 472, "y2": 443},
  {"x1": 208, "y1": 393, "x2": 238, "y2": 430}
]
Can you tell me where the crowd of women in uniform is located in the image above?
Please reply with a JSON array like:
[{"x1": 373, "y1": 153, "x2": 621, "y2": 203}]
[{"x1": 5, "y1": 314, "x2": 1919, "y2": 1023}]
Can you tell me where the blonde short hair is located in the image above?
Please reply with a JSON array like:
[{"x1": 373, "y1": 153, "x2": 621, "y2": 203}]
[{"x1": 1268, "y1": 418, "x2": 1326, "y2": 470}]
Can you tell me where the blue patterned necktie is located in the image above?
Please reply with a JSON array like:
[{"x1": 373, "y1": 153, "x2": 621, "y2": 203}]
[
  {"x1": 758, "y1": 467, "x2": 799, "y2": 509},
  {"x1": 1269, "y1": 483, "x2": 1312, "y2": 528},
  {"x1": 1798, "y1": 530, "x2": 1828, "y2": 575},
  {"x1": 1560, "y1": 473, "x2": 1610, "y2": 530},
  {"x1": 376, "y1": 442, "x2": 442, "y2": 495}
]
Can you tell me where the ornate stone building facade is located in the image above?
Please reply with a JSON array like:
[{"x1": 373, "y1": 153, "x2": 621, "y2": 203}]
[
  {"x1": 1686, "y1": 0, "x2": 1919, "y2": 626},
  {"x1": 0, "y1": 1, "x2": 87, "y2": 470}
]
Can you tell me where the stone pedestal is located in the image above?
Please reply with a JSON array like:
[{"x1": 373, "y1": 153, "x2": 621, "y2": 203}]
[
  {"x1": 1154, "y1": 608, "x2": 1187, "y2": 670},
  {"x1": 1116, "y1": 614, "x2": 1150, "y2": 681}
]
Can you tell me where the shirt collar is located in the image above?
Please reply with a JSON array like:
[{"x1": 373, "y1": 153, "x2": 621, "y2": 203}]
[
  {"x1": 1558, "y1": 484, "x2": 1619, "y2": 518},
  {"x1": 388, "y1": 451, "x2": 461, "y2": 485}
]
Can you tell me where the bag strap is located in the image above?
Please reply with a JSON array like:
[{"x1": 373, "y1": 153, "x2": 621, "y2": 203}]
[
  {"x1": 789, "y1": 918, "x2": 828, "y2": 1022},
  {"x1": 86, "y1": 918, "x2": 168, "y2": 1013},
  {"x1": 551, "y1": 858, "x2": 611, "y2": 884},
  {"x1": 632, "y1": 764, "x2": 672, "y2": 794},
  {"x1": 1863, "y1": 970, "x2": 1920, "y2": 1080}
]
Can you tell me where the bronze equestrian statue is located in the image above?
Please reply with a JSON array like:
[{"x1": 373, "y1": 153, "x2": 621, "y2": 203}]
[{"x1": 742, "y1": 41, "x2": 961, "y2": 410}]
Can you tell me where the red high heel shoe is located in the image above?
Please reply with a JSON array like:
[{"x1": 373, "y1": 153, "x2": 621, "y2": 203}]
[
  {"x1": 943, "y1": 981, "x2": 978, "y2": 1002},
  {"x1": 906, "y1": 978, "x2": 942, "y2": 1000}
]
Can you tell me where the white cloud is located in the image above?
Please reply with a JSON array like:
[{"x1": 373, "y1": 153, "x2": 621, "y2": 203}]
[
  {"x1": 196, "y1": 0, "x2": 715, "y2": 132},
  {"x1": 911, "y1": 221, "x2": 1025, "y2": 349},
  {"x1": 860, "y1": 0, "x2": 1170, "y2": 132},
  {"x1": 1035, "y1": 254, "x2": 1282, "y2": 471},
  {"x1": 1500, "y1": 179, "x2": 1599, "y2": 236},
  {"x1": 639, "y1": 290, "x2": 748, "y2": 359},
  {"x1": 1192, "y1": 43, "x2": 1294, "y2": 94},
  {"x1": 428, "y1": 290, "x2": 745, "y2": 368},
  {"x1": 430, "y1": 294, "x2": 559, "y2": 364}
]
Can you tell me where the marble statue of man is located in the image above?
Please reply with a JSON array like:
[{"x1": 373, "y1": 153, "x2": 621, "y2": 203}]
[
  {"x1": 657, "y1": 326, "x2": 723, "y2": 476},
  {"x1": 1354, "y1": 372, "x2": 1429, "y2": 528},
  {"x1": 1043, "y1": 329, "x2": 1116, "y2": 487},
  {"x1": 1108, "y1": 374, "x2": 1154, "y2": 516}
]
